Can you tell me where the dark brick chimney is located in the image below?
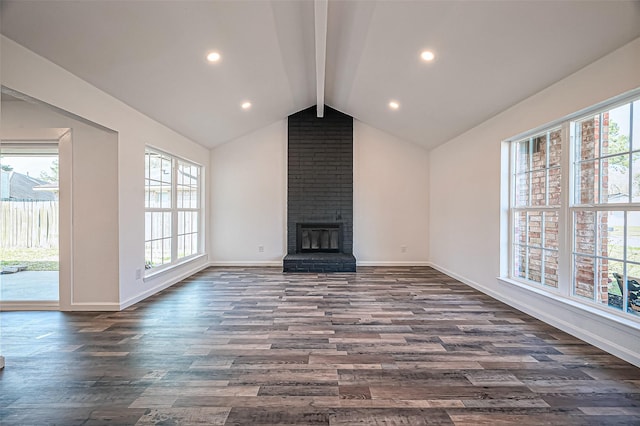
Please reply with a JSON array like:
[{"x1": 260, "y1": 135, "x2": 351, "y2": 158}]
[{"x1": 283, "y1": 105, "x2": 356, "y2": 272}]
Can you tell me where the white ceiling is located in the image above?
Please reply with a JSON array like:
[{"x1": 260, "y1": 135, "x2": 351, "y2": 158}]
[{"x1": 2, "y1": 0, "x2": 640, "y2": 150}]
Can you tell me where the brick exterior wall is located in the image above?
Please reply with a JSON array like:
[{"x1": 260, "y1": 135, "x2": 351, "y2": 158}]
[{"x1": 287, "y1": 106, "x2": 353, "y2": 255}]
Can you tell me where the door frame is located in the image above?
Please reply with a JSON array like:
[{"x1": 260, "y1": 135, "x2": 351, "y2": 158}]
[{"x1": 0, "y1": 131, "x2": 72, "y2": 311}]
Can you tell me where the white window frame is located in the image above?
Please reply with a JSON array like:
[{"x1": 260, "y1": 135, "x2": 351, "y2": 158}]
[
  {"x1": 145, "y1": 147, "x2": 202, "y2": 276},
  {"x1": 509, "y1": 127, "x2": 564, "y2": 290},
  {"x1": 507, "y1": 88, "x2": 640, "y2": 322}
]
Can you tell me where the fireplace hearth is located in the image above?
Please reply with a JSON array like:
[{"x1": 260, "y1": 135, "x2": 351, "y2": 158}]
[{"x1": 285, "y1": 221, "x2": 355, "y2": 273}]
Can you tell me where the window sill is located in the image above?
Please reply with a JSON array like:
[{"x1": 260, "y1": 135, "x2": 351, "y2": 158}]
[
  {"x1": 143, "y1": 253, "x2": 207, "y2": 282},
  {"x1": 497, "y1": 276, "x2": 640, "y2": 331}
]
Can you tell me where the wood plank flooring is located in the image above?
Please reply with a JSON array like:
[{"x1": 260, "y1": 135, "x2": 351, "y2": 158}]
[{"x1": 1, "y1": 266, "x2": 640, "y2": 425}]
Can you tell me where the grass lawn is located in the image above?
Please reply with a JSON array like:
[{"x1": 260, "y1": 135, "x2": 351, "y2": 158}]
[
  {"x1": 0, "y1": 247, "x2": 59, "y2": 271},
  {"x1": 609, "y1": 281, "x2": 622, "y2": 296},
  {"x1": 606, "y1": 225, "x2": 640, "y2": 268},
  {"x1": 604, "y1": 225, "x2": 640, "y2": 296}
]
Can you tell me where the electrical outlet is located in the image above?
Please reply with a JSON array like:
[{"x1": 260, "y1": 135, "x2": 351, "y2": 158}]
[
  {"x1": 258, "y1": 245, "x2": 264, "y2": 253},
  {"x1": 135, "y1": 268, "x2": 142, "y2": 280},
  {"x1": 401, "y1": 246, "x2": 407, "y2": 253}
]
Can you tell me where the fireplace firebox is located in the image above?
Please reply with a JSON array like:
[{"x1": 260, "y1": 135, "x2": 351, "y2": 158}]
[{"x1": 297, "y1": 223, "x2": 341, "y2": 253}]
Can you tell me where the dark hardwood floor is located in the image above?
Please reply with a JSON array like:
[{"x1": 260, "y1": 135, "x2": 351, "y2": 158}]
[{"x1": 1, "y1": 266, "x2": 640, "y2": 425}]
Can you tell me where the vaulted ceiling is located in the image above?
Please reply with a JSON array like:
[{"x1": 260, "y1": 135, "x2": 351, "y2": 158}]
[{"x1": 2, "y1": 0, "x2": 640, "y2": 149}]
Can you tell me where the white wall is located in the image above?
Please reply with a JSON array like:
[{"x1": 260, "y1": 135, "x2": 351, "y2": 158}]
[
  {"x1": 210, "y1": 118, "x2": 429, "y2": 265},
  {"x1": 354, "y1": 121, "x2": 429, "y2": 264},
  {"x1": 429, "y1": 37, "x2": 640, "y2": 366},
  {"x1": 210, "y1": 120, "x2": 287, "y2": 265},
  {"x1": 2, "y1": 36, "x2": 211, "y2": 309},
  {"x1": 2, "y1": 100, "x2": 120, "y2": 307}
]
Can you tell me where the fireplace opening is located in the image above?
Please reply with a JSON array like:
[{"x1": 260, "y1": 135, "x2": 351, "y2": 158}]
[{"x1": 297, "y1": 223, "x2": 341, "y2": 253}]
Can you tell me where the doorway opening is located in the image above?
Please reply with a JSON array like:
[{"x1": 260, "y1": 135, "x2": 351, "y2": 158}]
[{"x1": 1, "y1": 145, "x2": 60, "y2": 303}]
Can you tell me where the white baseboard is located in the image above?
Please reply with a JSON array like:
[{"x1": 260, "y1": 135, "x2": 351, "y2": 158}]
[
  {"x1": 356, "y1": 261, "x2": 431, "y2": 266},
  {"x1": 208, "y1": 261, "x2": 282, "y2": 267},
  {"x1": 68, "y1": 302, "x2": 121, "y2": 311},
  {"x1": 120, "y1": 262, "x2": 211, "y2": 310},
  {"x1": 208, "y1": 260, "x2": 432, "y2": 267},
  {"x1": 209, "y1": 260, "x2": 431, "y2": 267},
  {"x1": 0, "y1": 301, "x2": 120, "y2": 312},
  {"x1": 429, "y1": 262, "x2": 640, "y2": 368},
  {"x1": 0, "y1": 301, "x2": 60, "y2": 311}
]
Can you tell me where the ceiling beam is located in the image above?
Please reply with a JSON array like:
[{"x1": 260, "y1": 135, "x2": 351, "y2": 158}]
[{"x1": 314, "y1": 0, "x2": 328, "y2": 118}]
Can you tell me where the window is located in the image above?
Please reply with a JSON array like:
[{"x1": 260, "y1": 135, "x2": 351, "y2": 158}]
[
  {"x1": 572, "y1": 100, "x2": 640, "y2": 314},
  {"x1": 145, "y1": 148, "x2": 201, "y2": 272},
  {"x1": 509, "y1": 91, "x2": 640, "y2": 319},
  {"x1": 512, "y1": 128, "x2": 562, "y2": 288}
]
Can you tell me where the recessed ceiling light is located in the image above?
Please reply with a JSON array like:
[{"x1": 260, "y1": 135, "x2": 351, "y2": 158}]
[
  {"x1": 420, "y1": 50, "x2": 435, "y2": 62},
  {"x1": 206, "y1": 51, "x2": 221, "y2": 62},
  {"x1": 389, "y1": 101, "x2": 399, "y2": 110},
  {"x1": 241, "y1": 101, "x2": 252, "y2": 110}
]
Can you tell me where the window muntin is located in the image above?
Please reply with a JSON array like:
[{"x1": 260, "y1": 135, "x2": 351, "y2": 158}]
[{"x1": 145, "y1": 148, "x2": 201, "y2": 272}]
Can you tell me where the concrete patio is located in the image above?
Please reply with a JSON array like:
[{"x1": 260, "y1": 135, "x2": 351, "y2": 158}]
[{"x1": 0, "y1": 271, "x2": 58, "y2": 301}]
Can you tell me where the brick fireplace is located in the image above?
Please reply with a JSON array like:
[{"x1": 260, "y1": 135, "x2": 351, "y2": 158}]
[{"x1": 283, "y1": 106, "x2": 356, "y2": 273}]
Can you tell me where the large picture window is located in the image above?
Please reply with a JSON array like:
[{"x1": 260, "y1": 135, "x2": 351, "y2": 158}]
[
  {"x1": 145, "y1": 148, "x2": 201, "y2": 272},
  {"x1": 509, "y1": 92, "x2": 640, "y2": 319}
]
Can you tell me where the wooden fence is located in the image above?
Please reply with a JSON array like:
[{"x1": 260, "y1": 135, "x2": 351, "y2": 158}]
[{"x1": 0, "y1": 200, "x2": 59, "y2": 248}]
